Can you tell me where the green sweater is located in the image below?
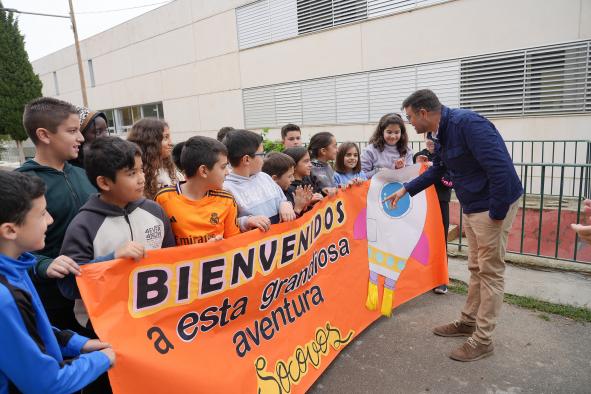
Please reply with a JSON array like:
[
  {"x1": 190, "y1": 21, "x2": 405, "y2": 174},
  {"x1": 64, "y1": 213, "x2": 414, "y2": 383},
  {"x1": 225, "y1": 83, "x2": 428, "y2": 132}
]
[{"x1": 16, "y1": 160, "x2": 96, "y2": 308}]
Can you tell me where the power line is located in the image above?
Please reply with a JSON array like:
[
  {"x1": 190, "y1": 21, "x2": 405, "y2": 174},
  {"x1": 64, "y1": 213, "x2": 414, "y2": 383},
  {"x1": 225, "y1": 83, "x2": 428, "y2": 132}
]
[
  {"x1": 76, "y1": 1, "x2": 172, "y2": 15},
  {"x1": 0, "y1": 1, "x2": 172, "y2": 18}
]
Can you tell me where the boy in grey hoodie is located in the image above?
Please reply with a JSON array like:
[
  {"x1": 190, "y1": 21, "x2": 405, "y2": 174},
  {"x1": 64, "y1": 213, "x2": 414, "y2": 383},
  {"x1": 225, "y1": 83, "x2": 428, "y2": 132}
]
[
  {"x1": 222, "y1": 129, "x2": 296, "y2": 232},
  {"x1": 59, "y1": 137, "x2": 174, "y2": 310}
]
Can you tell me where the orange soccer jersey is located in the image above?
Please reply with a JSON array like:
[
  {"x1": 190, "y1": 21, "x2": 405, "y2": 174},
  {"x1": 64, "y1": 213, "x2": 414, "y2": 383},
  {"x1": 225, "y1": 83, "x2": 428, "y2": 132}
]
[{"x1": 155, "y1": 184, "x2": 240, "y2": 245}]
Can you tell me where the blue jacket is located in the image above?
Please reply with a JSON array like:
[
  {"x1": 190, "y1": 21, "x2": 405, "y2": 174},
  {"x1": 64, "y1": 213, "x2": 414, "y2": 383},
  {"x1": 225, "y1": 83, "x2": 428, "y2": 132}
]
[
  {"x1": 405, "y1": 106, "x2": 523, "y2": 220},
  {"x1": 0, "y1": 252, "x2": 110, "y2": 394},
  {"x1": 333, "y1": 170, "x2": 367, "y2": 187}
]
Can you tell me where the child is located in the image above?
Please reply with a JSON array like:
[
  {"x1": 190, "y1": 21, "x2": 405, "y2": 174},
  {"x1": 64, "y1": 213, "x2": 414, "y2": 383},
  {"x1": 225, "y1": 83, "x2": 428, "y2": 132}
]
[
  {"x1": 281, "y1": 123, "x2": 302, "y2": 148},
  {"x1": 69, "y1": 106, "x2": 109, "y2": 169},
  {"x1": 172, "y1": 141, "x2": 185, "y2": 174},
  {"x1": 59, "y1": 137, "x2": 175, "y2": 317},
  {"x1": 308, "y1": 131, "x2": 338, "y2": 195},
  {"x1": 156, "y1": 136, "x2": 241, "y2": 245},
  {"x1": 0, "y1": 171, "x2": 114, "y2": 393},
  {"x1": 127, "y1": 117, "x2": 183, "y2": 199},
  {"x1": 361, "y1": 113, "x2": 414, "y2": 178},
  {"x1": 333, "y1": 142, "x2": 367, "y2": 187},
  {"x1": 223, "y1": 129, "x2": 296, "y2": 232},
  {"x1": 262, "y1": 152, "x2": 313, "y2": 217},
  {"x1": 16, "y1": 97, "x2": 95, "y2": 332},
  {"x1": 283, "y1": 147, "x2": 323, "y2": 204},
  {"x1": 413, "y1": 138, "x2": 453, "y2": 294},
  {"x1": 217, "y1": 126, "x2": 234, "y2": 142}
]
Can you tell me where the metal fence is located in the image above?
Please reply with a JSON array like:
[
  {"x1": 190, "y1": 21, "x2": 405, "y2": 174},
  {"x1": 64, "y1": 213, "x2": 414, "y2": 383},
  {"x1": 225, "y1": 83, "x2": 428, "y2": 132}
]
[
  {"x1": 352, "y1": 139, "x2": 591, "y2": 197},
  {"x1": 449, "y1": 162, "x2": 591, "y2": 264}
]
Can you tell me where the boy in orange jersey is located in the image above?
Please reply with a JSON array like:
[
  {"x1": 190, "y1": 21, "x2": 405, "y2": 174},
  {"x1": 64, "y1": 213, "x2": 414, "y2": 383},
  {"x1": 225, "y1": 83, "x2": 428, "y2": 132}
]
[{"x1": 155, "y1": 136, "x2": 240, "y2": 245}]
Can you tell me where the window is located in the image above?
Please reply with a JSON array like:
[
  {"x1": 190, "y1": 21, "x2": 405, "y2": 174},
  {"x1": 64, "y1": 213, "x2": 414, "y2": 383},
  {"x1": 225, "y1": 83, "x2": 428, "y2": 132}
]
[
  {"x1": 237, "y1": 0, "x2": 452, "y2": 49},
  {"x1": 141, "y1": 103, "x2": 159, "y2": 118},
  {"x1": 103, "y1": 109, "x2": 115, "y2": 133},
  {"x1": 242, "y1": 40, "x2": 590, "y2": 127},
  {"x1": 100, "y1": 102, "x2": 165, "y2": 134},
  {"x1": 242, "y1": 60, "x2": 460, "y2": 128},
  {"x1": 53, "y1": 71, "x2": 59, "y2": 95},
  {"x1": 460, "y1": 52, "x2": 527, "y2": 116},
  {"x1": 333, "y1": 0, "x2": 367, "y2": 26},
  {"x1": 297, "y1": 0, "x2": 333, "y2": 34},
  {"x1": 460, "y1": 41, "x2": 590, "y2": 116},
  {"x1": 524, "y1": 43, "x2": 588, "y2": 114},
  {"x1": 87, "y1": 59, "x2": 95, "y2": 87},
  {"x1": 117, "y1": 107, "x2": 134, "y2": 131}
]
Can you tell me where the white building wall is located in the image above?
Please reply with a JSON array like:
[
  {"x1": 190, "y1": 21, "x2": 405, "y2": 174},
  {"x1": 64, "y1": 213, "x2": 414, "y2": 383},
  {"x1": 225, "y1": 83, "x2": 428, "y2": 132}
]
[{"x1": 32, "y1": 0, "x2": 591, "y2": 144}]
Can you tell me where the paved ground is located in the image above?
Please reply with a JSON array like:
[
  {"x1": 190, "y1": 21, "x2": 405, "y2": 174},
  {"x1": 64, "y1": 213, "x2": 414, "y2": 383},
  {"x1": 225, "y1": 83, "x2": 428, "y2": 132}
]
[
  {"x1": 448, "y1": 257, "x2": 591, "y2": 307},
  {"x1": 309, "y1": 291, "x2": 591, "y2": 394}
]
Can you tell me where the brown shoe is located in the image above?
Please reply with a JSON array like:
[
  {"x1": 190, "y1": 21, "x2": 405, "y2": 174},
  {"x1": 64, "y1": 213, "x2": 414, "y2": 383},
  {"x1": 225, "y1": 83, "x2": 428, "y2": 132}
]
[
  {"x1": 432, "y1": 320, "x2": 475, "y2": 337},
  {"x1": 449, "y1": 337, "x2": 494, "y2": 362}
]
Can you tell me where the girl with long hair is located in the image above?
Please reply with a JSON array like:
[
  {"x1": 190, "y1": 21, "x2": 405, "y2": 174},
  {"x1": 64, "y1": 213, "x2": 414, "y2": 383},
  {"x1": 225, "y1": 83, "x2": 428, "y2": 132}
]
[
  {"x1": 127, "y1": 118, "x2": 182, "y2": 199},
  {"x1": 361, "y1": 113, "x2": 413, "y2": 178},
  {"x1": 333, "y1": 142, "x2": 367, "y2": 187}
]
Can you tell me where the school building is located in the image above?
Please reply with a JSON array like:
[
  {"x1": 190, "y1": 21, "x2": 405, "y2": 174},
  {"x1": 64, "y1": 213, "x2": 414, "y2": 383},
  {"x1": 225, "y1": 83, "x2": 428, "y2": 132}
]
[{"x1": 31, "y1": 0, "x2": 591, "y2": 144}]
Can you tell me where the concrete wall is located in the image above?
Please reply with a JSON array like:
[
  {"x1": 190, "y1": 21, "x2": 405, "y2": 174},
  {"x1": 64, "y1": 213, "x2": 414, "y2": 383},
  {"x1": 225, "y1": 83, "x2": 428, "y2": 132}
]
[{"x1": 32, "y1": 0, "x2": 591, "y2": 143}]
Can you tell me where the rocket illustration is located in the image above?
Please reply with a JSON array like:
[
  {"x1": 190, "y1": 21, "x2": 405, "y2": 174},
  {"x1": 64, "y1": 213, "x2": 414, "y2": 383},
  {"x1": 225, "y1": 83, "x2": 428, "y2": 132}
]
[{"x1": 365, "y1": 165, "x2": 427, "y2": 317}]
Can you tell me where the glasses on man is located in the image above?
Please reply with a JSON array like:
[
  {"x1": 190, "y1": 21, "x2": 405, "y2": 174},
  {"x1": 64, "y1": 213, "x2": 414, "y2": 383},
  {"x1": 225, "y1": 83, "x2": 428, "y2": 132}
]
[{"x1": 251, "y1": 152, "x2": 266, "y2": 158}]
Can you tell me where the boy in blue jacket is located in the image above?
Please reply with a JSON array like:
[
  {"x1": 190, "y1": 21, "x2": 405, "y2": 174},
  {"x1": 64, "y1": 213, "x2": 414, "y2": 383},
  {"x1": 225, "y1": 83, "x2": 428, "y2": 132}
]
[{"x1": 0, "y1": 171, "x2": 114, "y2": 393}]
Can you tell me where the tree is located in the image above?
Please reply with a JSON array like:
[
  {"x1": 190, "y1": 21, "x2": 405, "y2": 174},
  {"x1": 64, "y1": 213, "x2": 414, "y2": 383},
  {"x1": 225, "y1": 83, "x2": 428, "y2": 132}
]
[{"x1": 0, "y1": 2, "x2": 42, "y2": 163}]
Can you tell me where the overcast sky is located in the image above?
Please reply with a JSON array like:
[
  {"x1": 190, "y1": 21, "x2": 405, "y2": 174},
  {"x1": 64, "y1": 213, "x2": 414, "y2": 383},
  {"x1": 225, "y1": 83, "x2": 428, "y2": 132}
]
[{"x1": 2, "y1": 0, "x2": 171, "y2": 61}]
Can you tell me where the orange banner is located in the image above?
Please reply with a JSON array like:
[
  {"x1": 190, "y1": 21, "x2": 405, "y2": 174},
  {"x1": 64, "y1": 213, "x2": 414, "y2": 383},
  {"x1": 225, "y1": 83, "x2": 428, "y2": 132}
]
[{"x1": 78, "y1": 178, "x2": 447, "y2": 393}]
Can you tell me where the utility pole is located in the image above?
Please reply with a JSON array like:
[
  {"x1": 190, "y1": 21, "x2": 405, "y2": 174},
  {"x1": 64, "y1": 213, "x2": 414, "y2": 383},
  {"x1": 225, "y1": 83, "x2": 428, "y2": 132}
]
[
  {"x1": 0, "y1": 3, "x2": 89, "y2": 106},
  {"x1": 68, "y1": 0, "x2": 88, "y2": 106}
]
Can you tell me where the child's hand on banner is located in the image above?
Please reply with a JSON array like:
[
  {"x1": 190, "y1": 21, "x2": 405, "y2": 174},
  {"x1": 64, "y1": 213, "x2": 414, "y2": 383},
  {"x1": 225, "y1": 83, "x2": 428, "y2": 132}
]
[
  {"x1": 247, "y1": 215, "x2": 271, "y2": 232},
  {"x1": 46, "y1": 255, "x2": 81, "y2": 278},
  {"x1": 279, "y1": 201, "x2": 296, "y2": 222},
  {"x1": 115, "y1": 241, "x2": 146, "y2": 261}
]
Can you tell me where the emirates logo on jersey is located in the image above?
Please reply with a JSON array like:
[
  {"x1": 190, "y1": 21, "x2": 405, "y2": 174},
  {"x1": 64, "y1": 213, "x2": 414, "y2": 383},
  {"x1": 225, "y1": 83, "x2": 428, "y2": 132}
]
[{"x1": 210, "y1": 213, "x2": 220, "y2": 225}]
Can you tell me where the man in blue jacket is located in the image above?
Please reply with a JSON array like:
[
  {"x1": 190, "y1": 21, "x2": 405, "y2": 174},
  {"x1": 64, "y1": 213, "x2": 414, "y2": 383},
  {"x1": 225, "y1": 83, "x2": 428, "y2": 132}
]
[{"x1": 385, "y1": 89, "x2": 522, "y2": 362}]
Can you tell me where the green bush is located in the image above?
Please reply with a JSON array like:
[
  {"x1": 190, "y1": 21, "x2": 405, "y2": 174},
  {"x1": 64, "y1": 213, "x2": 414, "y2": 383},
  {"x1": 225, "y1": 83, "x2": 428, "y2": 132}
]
[{"x1": 261, "y1": 128, "x2": 284, "y2": 153}]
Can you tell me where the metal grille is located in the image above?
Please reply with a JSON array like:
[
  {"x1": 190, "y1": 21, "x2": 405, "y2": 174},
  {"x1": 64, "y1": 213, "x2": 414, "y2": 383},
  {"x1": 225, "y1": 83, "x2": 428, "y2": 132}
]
[
  {"x1": 237, "y1": 0, "x2": 453, "y2": 49},
  {"x1": 275, "y1": 82, "x2": 303, "y2": 125},
  {"x1": 333, "y1": 0, "x2": 367, "y2": 26},
  {"x1": 336, "y1": 73, "x2": 369, "y2": 123},
  {"x1": 524, "y1": 42, "x2": 588, "y2": 114},
  {"x1": 302, "y1": 78, "x2": 337, "y2": 124},
  {"x1": 296, "y1": 0, "x2": 333, "y2": 34},
  {"x1": 461, "y1": 41, "x2": 591, "y2": 116},
  {"x1": 417, "y1": 61, "x2": 460, "y2": 108},
  {"x1": 368, "y1": 67, "x2": 415, "y2": 121},
  {"x1": 243, "y1": 41, "x2": 591, "y2": 128},
  {"x1": 243, "y1": 87, "x2": 276, "y2": 128},
  {"x1": 270, "y1": 0, "x2": 299, "y2": 42},
  {"x1": 242, "y1": 60, "x2": 459, "y2": 128},
  {"x1": 237, "y1": 0, "x2": 298, "y2": 49},
  {"x1": 236, "y1": 0, "x2": 271, "y2": 49}
]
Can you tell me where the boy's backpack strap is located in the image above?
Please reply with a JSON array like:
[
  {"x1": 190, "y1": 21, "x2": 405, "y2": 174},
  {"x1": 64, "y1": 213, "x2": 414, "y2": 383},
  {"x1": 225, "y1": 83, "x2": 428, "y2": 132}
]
[{"x1": 0, "y1": 274, "x2": 46, "y2": 394}]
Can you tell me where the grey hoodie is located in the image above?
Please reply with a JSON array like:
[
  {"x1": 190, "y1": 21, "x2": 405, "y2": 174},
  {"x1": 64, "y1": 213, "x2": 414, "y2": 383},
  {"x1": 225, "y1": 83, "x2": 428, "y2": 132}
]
[
  {"x1": 361, "y1": 143, "x2": 414, "y2": 178},
  {"x1": 58, "y1": 195, "x2": 175, "y2": 300},
  {"x1": 223, "y1": 171, "x2": 286, "y2": 231}
]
